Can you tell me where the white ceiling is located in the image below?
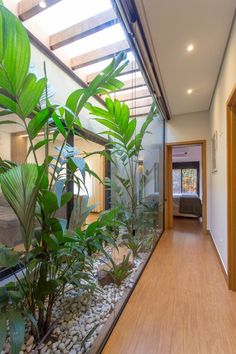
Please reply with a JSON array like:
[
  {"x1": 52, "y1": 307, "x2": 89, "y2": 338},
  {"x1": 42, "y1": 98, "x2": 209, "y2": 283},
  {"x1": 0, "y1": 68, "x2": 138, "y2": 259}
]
[{"x1": 135, "y1": 0, "x2": 236, "y2": 116}]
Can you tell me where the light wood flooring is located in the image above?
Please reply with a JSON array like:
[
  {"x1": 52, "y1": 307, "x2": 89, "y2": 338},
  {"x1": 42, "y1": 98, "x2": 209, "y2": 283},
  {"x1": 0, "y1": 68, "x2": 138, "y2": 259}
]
[{"x1": 102, "y1": 218, "x2": 236, "y2": 354}]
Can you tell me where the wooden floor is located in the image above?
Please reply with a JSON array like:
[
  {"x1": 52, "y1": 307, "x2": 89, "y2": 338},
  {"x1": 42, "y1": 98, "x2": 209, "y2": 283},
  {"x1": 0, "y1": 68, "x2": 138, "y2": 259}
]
[{"x1": 102, "y1": 218, "x2": 236, "y2": 354}]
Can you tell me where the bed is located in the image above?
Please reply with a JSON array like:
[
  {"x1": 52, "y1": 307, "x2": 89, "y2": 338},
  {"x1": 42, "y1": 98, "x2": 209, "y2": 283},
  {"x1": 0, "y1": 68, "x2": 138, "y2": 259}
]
[{"x1": 173, "y1": 193, "x2": 202, "y2": 218}]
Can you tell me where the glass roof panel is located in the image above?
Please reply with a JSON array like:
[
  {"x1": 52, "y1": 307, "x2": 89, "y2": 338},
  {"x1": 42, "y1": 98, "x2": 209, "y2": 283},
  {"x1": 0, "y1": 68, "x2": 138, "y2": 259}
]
[{"x1": 25, "y1": 0, "x2": 112, "y2": 35}]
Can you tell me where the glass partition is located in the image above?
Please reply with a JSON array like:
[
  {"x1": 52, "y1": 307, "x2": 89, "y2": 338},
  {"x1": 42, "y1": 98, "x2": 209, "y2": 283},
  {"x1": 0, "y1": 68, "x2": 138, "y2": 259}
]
[{"x1": 0, "y1": 1, "x2": 165, "y2": 353}]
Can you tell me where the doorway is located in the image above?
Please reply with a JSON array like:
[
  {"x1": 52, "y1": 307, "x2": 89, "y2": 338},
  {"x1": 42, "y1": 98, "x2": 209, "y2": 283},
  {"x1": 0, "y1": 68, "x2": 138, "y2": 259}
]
[
  {"x1": 227, "y1": 85, "x2": 236, "y2": 291},
  {"x1": 165, "y1": 140, "x2": 207, "y2": 233}
]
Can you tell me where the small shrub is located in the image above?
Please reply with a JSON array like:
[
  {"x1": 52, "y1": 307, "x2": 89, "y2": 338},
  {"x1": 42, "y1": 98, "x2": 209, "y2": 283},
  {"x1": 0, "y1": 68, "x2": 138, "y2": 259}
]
[{"x1": 106, "y1": 253, "x2": 132, "y2": 286}]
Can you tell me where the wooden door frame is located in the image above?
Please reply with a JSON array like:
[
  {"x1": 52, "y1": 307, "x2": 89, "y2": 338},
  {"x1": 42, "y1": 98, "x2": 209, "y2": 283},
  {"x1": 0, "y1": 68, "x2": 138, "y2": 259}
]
[
  {"x1": 227, "y1": 85, "x2": 236, "y2": 291},
  {"x1": 165, "y1": 140, "x2": 207, "y2": 233}
]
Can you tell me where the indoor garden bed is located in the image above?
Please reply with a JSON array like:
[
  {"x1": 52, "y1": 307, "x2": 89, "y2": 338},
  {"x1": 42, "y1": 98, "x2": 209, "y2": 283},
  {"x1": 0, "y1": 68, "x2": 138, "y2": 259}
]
[{"x1": 0, "y1": 3, "x2": 164, "y2": 354}]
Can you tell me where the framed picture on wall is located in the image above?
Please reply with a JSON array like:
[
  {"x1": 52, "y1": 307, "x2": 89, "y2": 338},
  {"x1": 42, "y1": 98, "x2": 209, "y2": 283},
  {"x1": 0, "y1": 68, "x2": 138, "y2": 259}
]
[{"x1": 211, "y1": 131, "x2": 218, "y2": 173}]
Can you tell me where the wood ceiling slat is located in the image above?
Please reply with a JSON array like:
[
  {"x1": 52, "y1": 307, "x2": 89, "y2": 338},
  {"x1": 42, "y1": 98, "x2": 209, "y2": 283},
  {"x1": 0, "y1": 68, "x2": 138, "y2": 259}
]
[
  {"x1": 130, "y1": 106, "x2": 151, "y2": 116},
  {"x1": 71, "y1": 39, "x2": 130, "y2": 70},
  {"x1": 18, "y1": 0, "x2": 62, "y2": 21},
  {"x1": 118, "y1": 76, "x2": 146, "y2": 92},
  {"x1": 103, "y1": 87, "x2": 151, "y2": 102},
  {"x1": 86, "y1": 60, "x2": 139, "y2": 83},
  {"x1": 126, "y1": 97, "x2": 153, "y2": 109},
  {"x1": 50, "y1": 8, "x2": 118, "y2": 50}
]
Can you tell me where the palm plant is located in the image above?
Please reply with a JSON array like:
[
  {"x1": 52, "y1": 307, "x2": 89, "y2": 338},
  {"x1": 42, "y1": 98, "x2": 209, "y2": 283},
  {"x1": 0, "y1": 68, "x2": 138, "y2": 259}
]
[
  {"x1": 86, "y1": 98, "x2": 157, "y2": 236},
  {"x1": 0, "y1": 3, "x2": 129, "y2": 352}
]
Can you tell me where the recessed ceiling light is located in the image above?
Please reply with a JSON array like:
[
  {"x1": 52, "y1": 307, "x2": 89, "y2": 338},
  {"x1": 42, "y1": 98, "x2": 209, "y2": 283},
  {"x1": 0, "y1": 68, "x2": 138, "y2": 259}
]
[
  {"x1": 187, "y1": 44, "x2": 194, "y2": 52},
  {"x1": 39, "y1": 1, "x2": 47, "y2": 8},
  {"x1": 187, "y1": 89, "x2": 193, "y2": 94}
]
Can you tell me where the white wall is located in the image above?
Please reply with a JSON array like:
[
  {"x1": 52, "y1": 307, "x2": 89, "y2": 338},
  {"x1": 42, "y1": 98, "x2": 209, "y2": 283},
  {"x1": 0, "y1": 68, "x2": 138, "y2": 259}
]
[
  {"x1": 166, "y1": 111, "x2": 209, "y2": 143},
  {"x1": 166, "y1": 111, "x2": 210, "y2": 226},
  {"x1": 0, "y1": 132, "x2": 11, "y2": 160},
  {"x1": 209, "y1": 15, "x2": 236, "y2": 272}
]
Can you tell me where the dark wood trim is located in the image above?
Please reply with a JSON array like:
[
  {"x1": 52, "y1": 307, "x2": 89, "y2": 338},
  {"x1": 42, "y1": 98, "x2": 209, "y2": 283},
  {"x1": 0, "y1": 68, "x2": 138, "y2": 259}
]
[
  {"x1": 18, "y1": 0, "x2": 62, "y2": 21},
  {"x1": 75, "y1": 127, "x2": 108, "y2": 146},
  {"x1": 208, "y1": 229, "x2": 228, "y2": 283},
  {"x1": 227, "y1": 84, "x2": 236, "y2": 291}
]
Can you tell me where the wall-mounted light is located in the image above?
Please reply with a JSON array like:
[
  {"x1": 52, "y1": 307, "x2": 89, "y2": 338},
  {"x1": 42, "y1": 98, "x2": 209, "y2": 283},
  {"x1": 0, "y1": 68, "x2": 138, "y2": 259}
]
[{"x1": 187, "y1": 89, "x2": 193, "y2": 94}]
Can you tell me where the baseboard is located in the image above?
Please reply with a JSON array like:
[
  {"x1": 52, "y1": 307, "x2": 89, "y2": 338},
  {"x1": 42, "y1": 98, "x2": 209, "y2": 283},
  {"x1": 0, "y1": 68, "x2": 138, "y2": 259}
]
[{"x1": 207, "y1": 229, "x2": 228, "y2": 283}]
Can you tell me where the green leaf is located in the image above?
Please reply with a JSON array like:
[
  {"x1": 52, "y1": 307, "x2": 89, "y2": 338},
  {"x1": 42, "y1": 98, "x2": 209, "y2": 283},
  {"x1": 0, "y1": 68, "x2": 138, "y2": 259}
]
[
  {"x1": 0, "y1": 246, "x2": 20, "y2": 267},
  {"x1": 120, "y1": 102, "x2": 129, "y2": 132},
  {"x1": 0, "y1": 164, "x2": 40, "y2": 251},
  {"x1": 0, "y1": 119, "x2": 22, "y2": 126},
  {"x1": 27, "y1": 138, "x2": 52, "y2": 159},
  {"x1": 124, "y1": 118, "x2": 136, "y2": 144},
  {"x1": 0, "y1": 312, "x2": 7, "y2": 353},
  {"x1": 85, "y1": 163, "x2": 103, "y2": 183},
  {"x1": 52, "y1": 112, "x2": 66, "y2": 138},
  {"x1": 8, "y1": 309, "x2": 25, "y2": 354},
  {"x1": 65, "y1": 89, "x2": 84, "y2": 128},
  {"x1": 55, "y1": 178, "x2": 66, "y2": 206},
  {"x1": 28, "y1": 108, "x2": 53, "y2": 139},
  {"x1": 114, "y1": 99, "x2": 121, "y2": 124},
  {"x1": 0, "y1": 287, "x2": 9, "y2": 309},
  {"x1": 105, "y1": 97, "x2": 114, "y2": 115},
  {"x1": 42, "y1": 191, "x2": 58, "y2": 213},
  {"x1": 70, "y1": 157, "x2": 85, "y2": 179},
  {"x1": 0, "y1": 94, "x2": 19, "y2": 115},
  {"x1": 86, "y1": 103, "x2": 113, "y2": 121},
  {"x1": 0, "y1": 5, "x2": 30, "y2": 96},
  {"x1": 0, "y1": 109, "x2": 14, "y2": 116},
  {"x1": 61, "y1": 191, "x2": 72, "y2": 207},
  {"x1": 37, "y1": 279, "x2": 59, "y2": 298},
  {"x1": 19, "y1": 74, "x2": 46, "y2": 117},
  {"x1": 95, "y1": 118, "x2": 120, "y2": 133}
]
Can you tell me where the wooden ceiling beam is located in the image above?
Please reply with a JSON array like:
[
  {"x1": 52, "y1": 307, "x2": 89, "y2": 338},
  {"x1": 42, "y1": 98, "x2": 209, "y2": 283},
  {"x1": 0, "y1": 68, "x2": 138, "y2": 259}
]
[
  {"x1": 130, "y1": 106, "x2": 151, "y2": 116},
  {"x1": 103, "y1": 87, "x2": 151, "y2": 102},
  {"x1": 126, "y1": 97, "x2": 153, "y2": 109},
  {"x1": 71, "y1": 39, "x2": 130, "y2": 70},
  {"x1": 18, "y1": 0, "x2": 62, "y2": 21},
  {"x1": 86, "y1": 60, "x2": 139, "y2": 83},
  {"x1": 118, "y1": 76, "x2": 146, "y2": 92},
  {"x1": 50, "y1": 8, "x2": 118, "y2": 50}
]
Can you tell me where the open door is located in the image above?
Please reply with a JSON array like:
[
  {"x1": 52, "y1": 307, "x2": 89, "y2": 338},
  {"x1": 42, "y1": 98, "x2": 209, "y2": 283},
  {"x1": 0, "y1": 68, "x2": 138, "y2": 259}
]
[
  {"x1": 165, "y1": 140, "x2": 207, "y2": 233},
  {"x1": 227, "y1": 85, "x2": 236, "y2": 291}
]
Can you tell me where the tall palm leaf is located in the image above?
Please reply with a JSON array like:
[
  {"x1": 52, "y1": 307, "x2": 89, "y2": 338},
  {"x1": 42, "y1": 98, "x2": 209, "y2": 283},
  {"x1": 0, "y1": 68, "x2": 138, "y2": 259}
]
[{"x1": 0, "y1": 164, "x2": 39, "y2": 251}]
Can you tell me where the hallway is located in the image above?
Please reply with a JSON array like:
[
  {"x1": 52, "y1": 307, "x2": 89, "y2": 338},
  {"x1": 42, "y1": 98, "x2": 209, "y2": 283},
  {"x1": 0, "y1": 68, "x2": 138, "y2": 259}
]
[{"x1": 103, "y1": 219, "x2": 236, "y2": 354}]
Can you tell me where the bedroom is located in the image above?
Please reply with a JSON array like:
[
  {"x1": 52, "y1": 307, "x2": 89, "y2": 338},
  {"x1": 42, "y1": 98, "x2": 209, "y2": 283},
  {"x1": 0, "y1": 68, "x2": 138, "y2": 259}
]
[{"x1": 172, "y1": 144, "x2": 203, "y2": 226}]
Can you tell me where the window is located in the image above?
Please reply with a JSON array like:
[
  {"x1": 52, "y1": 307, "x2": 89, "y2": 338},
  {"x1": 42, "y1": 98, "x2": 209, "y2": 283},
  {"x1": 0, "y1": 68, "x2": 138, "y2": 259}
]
[{"x1": 172, "y1": 162, "x2": 200, "y2": 195}]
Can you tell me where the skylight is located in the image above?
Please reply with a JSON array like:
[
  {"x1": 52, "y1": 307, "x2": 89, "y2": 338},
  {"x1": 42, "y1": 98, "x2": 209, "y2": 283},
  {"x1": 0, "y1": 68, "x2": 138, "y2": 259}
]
[{"x1": 25, "y1": 0, "x2": 112, "y2": 35}]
